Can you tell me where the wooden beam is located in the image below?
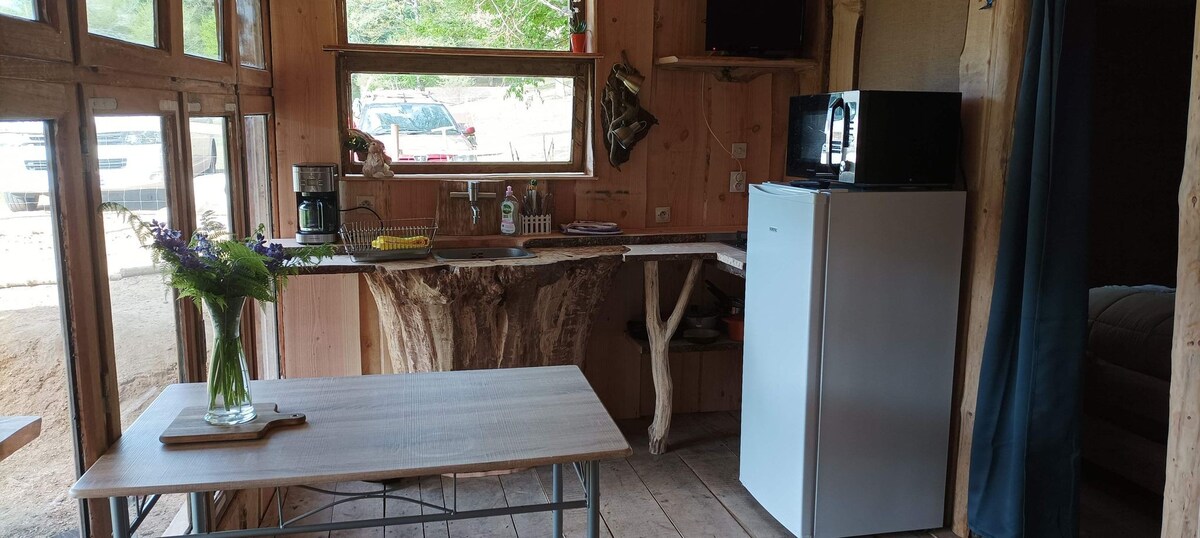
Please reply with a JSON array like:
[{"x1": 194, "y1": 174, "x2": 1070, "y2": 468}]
[
  {"x1": 949, "y1": 0, "x2": 1031, "y2": 534},
  {"x1": 1162, "y1": 3, "x2": 1200, "y2": 534},
  {"x1": 828, "y1": 0, "x2": 864, "y2": 92}
]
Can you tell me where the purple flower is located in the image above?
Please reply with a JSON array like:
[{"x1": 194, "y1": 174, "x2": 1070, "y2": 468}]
[
  {"x1": 149, "y1": 220, "x2": 202, "y2": 269},
  {"x1": 246, "y1": 233, "x2": 288, "y2": 272},
  {"x1": 193, "y1": 233, "x2": 218, "y2": 260}
]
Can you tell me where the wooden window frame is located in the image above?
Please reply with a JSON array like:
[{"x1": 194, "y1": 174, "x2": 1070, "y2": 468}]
[
  {"x1": 77, "y1": 0, "x2": 238, "y2": 84},
  {"x1": 235, "y1": 0, "x2": 271, "y2": 88},
  {"x1": 237, "y1": 95, "x2": 281, "y2": 381},
  {"x1": 80, "y1": 84, "x2": 205, "y2": 383},
  {"x1": 335, "y1": 49, "x2": 595, "y2": 178},
  {"x1": 333, "y1": 0, "x2": 597, "y2": 179},
  {"x1": 0, "y1": 79, "x2": 105, "y2": 537},
  {"x1": 0, "y1": 0, "x2": 71, "y2": 61}
]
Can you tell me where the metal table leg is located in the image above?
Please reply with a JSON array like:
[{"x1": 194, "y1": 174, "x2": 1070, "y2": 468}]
[
  {"x1": 552, "y1": 463, "x2": 564, "y2": 537},
  {"x1": 586, "y1": 461, "x2": 600, "y2": 538},
  {"x1": 189, "y1": 491, "x2": 210, "y2": 533},
  {"x1": 110, "y1": 496, "x2": 131, "y2": 538}
]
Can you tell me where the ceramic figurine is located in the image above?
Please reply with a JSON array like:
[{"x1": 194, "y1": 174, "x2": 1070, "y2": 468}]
[{"x1": 362, "y1": 139, "x2": 394, "y2": 178}]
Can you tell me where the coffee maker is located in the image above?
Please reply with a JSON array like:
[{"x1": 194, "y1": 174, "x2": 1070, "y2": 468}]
[{"x1": 293, "y1": 163, "x2": 340, "y2": 245}]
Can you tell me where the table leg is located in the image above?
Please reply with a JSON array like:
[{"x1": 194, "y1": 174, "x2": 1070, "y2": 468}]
[
  {"x1": 110, "y1": 496, "x2": 131, "y2": 538},
  {"x1": 552, "y1": 463, "x2": 564, "y2": 537},
  {"x1": 586, "y1": 460, "x2": 601, "y2": 538},
  {"x1": 189, "y1": 491, "x2": 210, "y2": 533},
  {"x1": 643, "y1": 259, "x2": 703, "y2": 454}
]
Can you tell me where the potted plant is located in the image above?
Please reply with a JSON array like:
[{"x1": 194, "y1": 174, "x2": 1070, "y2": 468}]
[
  {"x1": 345, "y1": 128, "x2": 373, "y2": 161},
  {"x1": 103, "y1": 204, "x2": 333, "y2": 425},
  {"x1": 569, "y1": 4, "x2": 587, "y2": 53}
]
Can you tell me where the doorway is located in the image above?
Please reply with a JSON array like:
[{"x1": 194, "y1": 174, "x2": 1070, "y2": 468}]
[{"x1": 1074, "y1": 0, "x2": 1195, "y2": 535}]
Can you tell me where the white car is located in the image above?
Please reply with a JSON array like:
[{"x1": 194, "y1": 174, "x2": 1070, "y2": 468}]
[
  {"x1": 1, "y1": 117, "x2": 219, "y2": 212},
  {"x1": 354, "y1": 94, "x2": 477, "y2": 162}
]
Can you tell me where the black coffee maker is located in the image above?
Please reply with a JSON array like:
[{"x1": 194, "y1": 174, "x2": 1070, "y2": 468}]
[{"x1": 293, "y1": 163, "x2": 339, "y2": 245}]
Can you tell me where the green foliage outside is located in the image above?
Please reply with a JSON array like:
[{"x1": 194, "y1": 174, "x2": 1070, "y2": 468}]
[
  {"x1": 0, "y1": 0, "x2": 36, "y2": 21},
  {"x1": 87, "y1": 0, "x2": 156, "y2": 47},
  {"x1": 183, "y1": 0, "x2": 223, "y2": 60},
  {"x1": 84, "y1": 0, "x2": 221, "y2": 57},
  {"x1": 346, "y1": 0, "x2": 570, "y2": 51}
]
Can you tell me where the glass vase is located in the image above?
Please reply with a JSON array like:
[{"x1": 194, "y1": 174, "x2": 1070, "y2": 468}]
[{"x1": 203, "y1": 296, "x2": 256, "y2": 425}]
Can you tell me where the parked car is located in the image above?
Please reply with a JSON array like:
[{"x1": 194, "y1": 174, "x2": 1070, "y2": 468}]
[
  {"x1": 0, "y1": 117, "x2": 219, "y2": 212},
  {"x1": 354, "y1": 92, "x2": 477, "y2": 162}
]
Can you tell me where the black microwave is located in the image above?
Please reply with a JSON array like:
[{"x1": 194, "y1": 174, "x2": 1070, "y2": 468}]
[{"x1": 786, "y1": 90, "x2": 962, "y2": 187}]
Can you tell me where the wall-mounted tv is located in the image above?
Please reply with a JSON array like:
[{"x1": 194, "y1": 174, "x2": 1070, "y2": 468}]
[{"x1": 705, "y1": 0, "x2": 806, "y2": 58}]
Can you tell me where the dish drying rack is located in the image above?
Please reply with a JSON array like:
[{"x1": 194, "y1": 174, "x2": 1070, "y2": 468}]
[{"x1": 339, "y1": 217, "x2": 438, "y2": 262}]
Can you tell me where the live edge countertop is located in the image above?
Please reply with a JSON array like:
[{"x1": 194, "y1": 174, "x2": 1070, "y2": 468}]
[{"x1": 281, "y1": 228, "x2": 748, "y2": 277}]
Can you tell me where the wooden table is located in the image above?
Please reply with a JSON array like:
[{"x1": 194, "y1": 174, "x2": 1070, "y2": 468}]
[
  {"x1": 0, "y1": 416, "x2": 41, "y2": 462},
  {"x1": 71, "y1": 366, "x2": 631, "y2": 537}
]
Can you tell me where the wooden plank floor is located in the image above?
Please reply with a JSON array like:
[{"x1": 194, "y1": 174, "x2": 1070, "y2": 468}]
[{"x1": 278, "y1": 412, "x2": 959, "y2": 538}]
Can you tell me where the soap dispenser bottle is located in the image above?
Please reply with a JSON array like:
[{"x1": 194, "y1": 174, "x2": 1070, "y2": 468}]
[{"x1": 500, "y1": 186, "x2": 519, "y2": 235}]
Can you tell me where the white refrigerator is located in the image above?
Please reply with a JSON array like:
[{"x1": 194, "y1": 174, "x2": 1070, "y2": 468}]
[{"x1": 740, "y1": 184, "x2": 966, "y2": 538}]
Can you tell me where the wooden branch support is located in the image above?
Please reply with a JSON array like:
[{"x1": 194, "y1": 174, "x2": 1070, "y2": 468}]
[
  {"x1": 643, "y1": 259, "x2": 703, "y2": 455},
  {"x1": 1162, "y1": 5, "x2": 1200, "y2": 534}
]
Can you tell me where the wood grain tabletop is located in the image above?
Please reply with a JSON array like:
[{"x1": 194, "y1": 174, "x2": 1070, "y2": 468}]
[
  {"x1": 0, "y1": 416, "x2": 41, "y2": 462},
  {"x1": 70, "y1": 366, "x2": 631, "y2": 498}
]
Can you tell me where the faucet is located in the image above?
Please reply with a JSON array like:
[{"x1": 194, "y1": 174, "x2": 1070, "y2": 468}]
[
  {"x1": 449, "y1": 181, "x2": 496, "y2": 226},
  {"x1": 466, "y1": 181, "x2": 481, "y2": 225}
]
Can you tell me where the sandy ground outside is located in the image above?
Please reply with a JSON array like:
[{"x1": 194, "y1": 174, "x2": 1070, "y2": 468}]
[{"x1": 0, "y1": 202, "x2": 187, "y2": 537}]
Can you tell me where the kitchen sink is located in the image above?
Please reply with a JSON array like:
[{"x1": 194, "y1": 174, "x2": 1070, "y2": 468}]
[{"x1": 432, "y1": 247, "x2": 536, "y2": 262}]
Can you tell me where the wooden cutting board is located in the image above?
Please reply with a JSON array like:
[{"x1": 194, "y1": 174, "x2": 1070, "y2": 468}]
[{"x1": 159, "y1": 403, "x2": 306, "y2": 445}]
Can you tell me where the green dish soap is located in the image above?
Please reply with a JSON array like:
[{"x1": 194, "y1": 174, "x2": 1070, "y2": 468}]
[{"x1": 500, "y1": 186, "x2": 519, "y2": 235}]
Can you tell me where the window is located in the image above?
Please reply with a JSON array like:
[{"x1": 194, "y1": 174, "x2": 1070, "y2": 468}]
[
  {"x1": 0, "y1": 0, "x2": 36, "y2": 21},
  {"x1": 351, "y1": 74, "x2": 575, "y2": 164},
  {"x1": 339, "y1": 0, "x2": 593, "y2": 177},
  {"x1": 190, "y1": 116, "x2": 232, "y2": 233},
  {"x1": 345, "y1": 0, "x2": 572, "y2": 51},
  {"x1": 236, "y1": 0, "x2": 265, "y2": 68},
  {"x1": 87, "y1": 0, "x2": 157, "y2": 48},
  {"x1": 184, "y1": 0, "x2": 224, "y2": 60},
  {"x1": 94, "y1": 114, "x2": 187, "y2": 535}
]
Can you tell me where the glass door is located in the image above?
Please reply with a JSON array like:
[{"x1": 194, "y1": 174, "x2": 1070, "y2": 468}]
[
  {"x1": 0, "y1": 120, "x2": 78, "y2": 536},
  {"x1": 90, "y1": 108, "x2": 189, "y2": 535}
]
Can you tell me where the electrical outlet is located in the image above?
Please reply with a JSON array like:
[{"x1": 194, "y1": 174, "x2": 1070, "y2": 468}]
[
  {"x1": 655, "y1": 206, "x2": 671, "y2": 223},
  {"x1": 730, "y1": 171, "x2": 747, "y2": 193},
  {"x1": 354, "y1": 195, "x2": 377, "y2": 209},
  {"x1": 731, "y1": 143, "x2": 748, "y2": 159}
]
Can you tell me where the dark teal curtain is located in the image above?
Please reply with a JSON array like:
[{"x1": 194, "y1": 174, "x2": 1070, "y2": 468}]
[{"x1": 968, "y1": 0, "x2": 1090, "y2": 535}]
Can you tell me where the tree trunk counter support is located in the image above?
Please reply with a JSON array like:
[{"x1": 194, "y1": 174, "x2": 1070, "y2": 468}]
[
  {"x1": 363, "y1": 248, "x2": 624, "y2": 373},
  {"x1": 643, "y1": 259, "x2": 703, "y2": 455}
]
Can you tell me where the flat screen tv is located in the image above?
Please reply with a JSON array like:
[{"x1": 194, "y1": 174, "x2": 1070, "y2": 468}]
[{"x1": 705, "y1": 0, "x2": 805, "y2": 58}]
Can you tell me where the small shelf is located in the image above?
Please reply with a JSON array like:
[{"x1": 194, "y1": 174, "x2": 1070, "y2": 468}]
[
  {"x1": 655, "y1": 55, "x2": 819, "y2": 82},
  {"x1": 627, "y1": 330, "x2": 743, "y2": 355},
  {"x1": 325, "y1": 44, "x2": 602, "y2": 61},
  {"x1": 339, "y1": 173, "x2": 597, "y2": 182}
]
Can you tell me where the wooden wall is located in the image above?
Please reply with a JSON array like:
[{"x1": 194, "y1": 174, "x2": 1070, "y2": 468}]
[{"x1": 269, "y1": 0, "x2": 829, "y2": 418}]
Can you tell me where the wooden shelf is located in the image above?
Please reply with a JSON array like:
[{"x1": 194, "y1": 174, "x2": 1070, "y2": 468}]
[
  {"x1": 340, "y1": 173, "x2": 597, "y2": 182},
  {"x1": 325, "y1": 44, "x2": 602, "y2": 61},
  {"x1": 655, "y1": 55, "x2": 819, "y2": 82},
  {"x1": 627, "y1": 331, "x2": 743, "y2": 355}
]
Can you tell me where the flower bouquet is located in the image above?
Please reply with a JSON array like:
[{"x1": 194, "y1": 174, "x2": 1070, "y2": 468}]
[{"x1": 103, "y1": 203, "x2": 333, "y2": 425}]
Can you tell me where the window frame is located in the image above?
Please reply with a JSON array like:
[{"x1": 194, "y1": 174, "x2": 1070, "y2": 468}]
[
  {"x1": 335, "y1": 48, "x2": 595, "y2": 178},
  {"x1": 0, "y1": 78, "x2": 97, "y2": 537},
  {"x1": 77, "y1": 0, "x2": 239, "y2": 85},
  {"x1": 0, "y1": 0, "x2": 71, "y2": 61},
  {"x1": 234, "y1": 0, "x2": 271, "y2": 87},
  {"x1": 333, "y1": 0, "x2": 597, "y2": 180}
]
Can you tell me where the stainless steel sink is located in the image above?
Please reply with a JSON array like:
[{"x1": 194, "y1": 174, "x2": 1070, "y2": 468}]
[{"x1": 433, "y1": 247, "x2": 536, "y2": 262}]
